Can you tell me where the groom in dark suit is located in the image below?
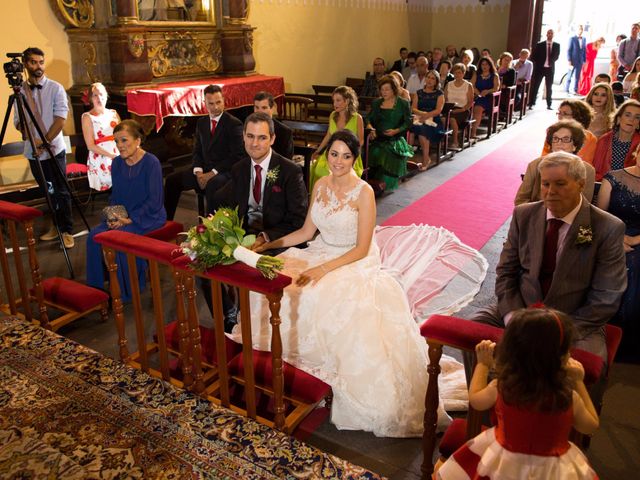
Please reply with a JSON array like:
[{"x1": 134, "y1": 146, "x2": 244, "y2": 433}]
[
  {"x1": 206, "y1": 112, "x2": 308, "y2": 329},
  {"x1": 471, "y1": 152, "x2": 627, "y2": 361},
  {"x1": 565, "y1": 24, "x2": 587, "y2": 94},
  {"x1": 164, "y1": 84, "x2": 246, "y2": 220}
]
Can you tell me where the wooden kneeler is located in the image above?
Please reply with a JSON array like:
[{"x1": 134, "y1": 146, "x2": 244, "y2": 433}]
[{"x1": 0, "y1": 200, "x2": 108, "y2": 331}]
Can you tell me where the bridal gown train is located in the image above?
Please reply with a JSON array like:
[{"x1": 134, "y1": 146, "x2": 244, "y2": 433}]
[{"x1": 235, "y1": 179, "x2": 486, "y2": 437}]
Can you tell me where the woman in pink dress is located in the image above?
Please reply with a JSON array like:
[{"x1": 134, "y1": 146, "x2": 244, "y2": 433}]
[
  {"x1": 578, "y1": 37, "x2": 606, "y2": 96},
  {"x1": 436, "y1": 308, "x2": 599, "y2": 479},
  {"x1": 81, "y1": 82, "x2": 120, "y2": 191}
]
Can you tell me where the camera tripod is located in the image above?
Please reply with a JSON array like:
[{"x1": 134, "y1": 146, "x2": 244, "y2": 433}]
[{"x1": 0, "y1": 82, "x2": 90, "y2": 278}]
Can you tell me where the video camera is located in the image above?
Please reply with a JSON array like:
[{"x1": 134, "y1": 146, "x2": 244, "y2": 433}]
[{"x1": 3, "y1": 53, "x2": 24, "y2": 88}]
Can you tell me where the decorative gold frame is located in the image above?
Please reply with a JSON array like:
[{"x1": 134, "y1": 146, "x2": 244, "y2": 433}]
[
  {"x1": 50, "y1": 0, "x2": 95, "y2": 28},
  {"x1": 147, "y1": 32, "x2": 220, "y2": 78}
]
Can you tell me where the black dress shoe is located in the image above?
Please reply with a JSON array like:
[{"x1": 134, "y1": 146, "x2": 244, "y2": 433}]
[{"x1": 547, "y1": 106, "x2": 553, "y2": 110}]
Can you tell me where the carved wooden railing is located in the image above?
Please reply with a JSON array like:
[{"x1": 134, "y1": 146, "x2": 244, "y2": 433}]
[{"x1": 94, "y1": 230, "x2": 331, "y2": 433}]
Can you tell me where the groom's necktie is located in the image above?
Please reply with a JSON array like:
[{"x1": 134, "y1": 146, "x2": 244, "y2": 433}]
[
  {"x1": 253, "y1": 164, "x2": 262, "y2": 204},
  {"x1": 539, "y1": 218, "x2": 564, "y2": 297}
]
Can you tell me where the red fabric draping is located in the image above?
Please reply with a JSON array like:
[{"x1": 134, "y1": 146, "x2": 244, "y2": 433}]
[{"x1": 126, "y1": 75, "x2": 285, "y2": 130}]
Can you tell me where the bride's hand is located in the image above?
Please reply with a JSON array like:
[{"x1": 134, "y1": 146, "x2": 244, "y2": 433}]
[{"x1": 296, "y1": 265, "x2": 327, "y2": 287}]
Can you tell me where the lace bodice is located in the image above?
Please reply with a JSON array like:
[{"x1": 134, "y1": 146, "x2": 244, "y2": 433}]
[
  {"x1": 605, "y1": 168, "x2": 640, "y2": 235},
  {"x1": 311, "y1": 180, "x2": 365, "y2": 248}
]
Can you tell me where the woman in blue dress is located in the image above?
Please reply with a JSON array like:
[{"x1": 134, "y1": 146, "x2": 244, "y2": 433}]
[
  {"x1": 470, "y1": 57, "x2": 500, "y2": 138},
  {"x1": 597, "y1": 144, "x2": 640, "y2": 361},
  {"x1": 86, "y1": 119, "x2": 166, "y2": 300},
  {"x1": 411, "y1": 70, "x2": 444, "y2": 171}
]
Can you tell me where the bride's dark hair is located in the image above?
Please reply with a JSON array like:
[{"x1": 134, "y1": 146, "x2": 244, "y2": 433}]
[{"x1": 326, "y1": 129, "x2": 360, "y2": 159}]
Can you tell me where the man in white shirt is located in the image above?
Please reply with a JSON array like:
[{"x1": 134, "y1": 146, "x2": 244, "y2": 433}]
[
  {"x1": 407, "y1": 56, "x2": 429, "y2": 96},
  {"x1": 529, "y1": 29, "x2": 560, "y2": 109},
  {"x1": 14, "y1": 47, "x2": 74, "y2": 248}
]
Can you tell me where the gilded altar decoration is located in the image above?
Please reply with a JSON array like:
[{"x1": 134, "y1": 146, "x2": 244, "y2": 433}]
[
  {"x1": 128, "y1": 34, "x2": 146, "y2": 59},
  {"x1": 81, "y1": 42, "x2": 97, "y2": 83},
  {"x1": 50, "y1": 0, "x2": 95, "y2": 28},
  {"x1": 148, "y1": 33, "x2": 220, "y2": 77}
]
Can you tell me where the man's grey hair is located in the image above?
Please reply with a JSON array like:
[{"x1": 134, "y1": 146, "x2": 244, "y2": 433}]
[{"x1": 537, "y1": 151, "x2": 587, "y2": 182}]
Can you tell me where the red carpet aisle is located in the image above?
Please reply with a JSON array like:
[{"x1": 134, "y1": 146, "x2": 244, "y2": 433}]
[{"x1": 383, "y1": 132, "x2": 542, "y2": 250}]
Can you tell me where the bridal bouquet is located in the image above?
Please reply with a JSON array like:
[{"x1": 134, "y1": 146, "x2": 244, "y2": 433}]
[{"x1": 181, "y1": 208, "x2": 284, "y2": 279}]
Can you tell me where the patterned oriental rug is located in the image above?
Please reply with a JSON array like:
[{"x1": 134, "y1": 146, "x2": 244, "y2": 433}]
[{"x1": 0, "y1": 317, "x2": 382, "y2": 480}]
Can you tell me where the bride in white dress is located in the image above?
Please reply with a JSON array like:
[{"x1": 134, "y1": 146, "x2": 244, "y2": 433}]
[{"x1": 241, "y1": 130, "x2": 465, "y2": 437}]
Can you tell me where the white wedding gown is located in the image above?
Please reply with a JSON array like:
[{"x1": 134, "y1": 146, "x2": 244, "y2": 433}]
[{"x1": 235, "y1": 179, "x2": 484, "y2": 437}]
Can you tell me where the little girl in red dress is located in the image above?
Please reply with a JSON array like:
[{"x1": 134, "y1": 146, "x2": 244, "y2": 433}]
[{"x1": 437, "y1": 308, "x2": 600, "y2": 479}]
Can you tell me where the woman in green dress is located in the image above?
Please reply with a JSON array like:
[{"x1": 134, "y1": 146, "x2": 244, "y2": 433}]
[
  {"x1": 366, "y1": 75, "x2": 414, "y2": 190},
  {"x1": 310, "y1": 86, "x2": 364, "y2": 190}
]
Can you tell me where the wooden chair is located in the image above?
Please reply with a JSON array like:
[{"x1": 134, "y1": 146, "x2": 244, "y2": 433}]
[
  {"x1": 500, "y1": 85, "x2": 517, "y2": 128},
  {"x1": 345, "y1": 77, "x2": 365, "y2": 90},
  {"x1": 311, "y1": 85, "x2": 336, "y2": 96},
  {"x1": 281, "y1": 120, "x2": 329, "y2": 189},
  {"x1": 460, "y1": 102, "x2": 477, "y2": 149},
  {"x1": 281, "y1": 95, "x2": 313, "y2": 121},
  {"x1": 418, "y1": 314, "x2": 621, "y2": 479},
  {"x1": 93, "y1": 230, "x2": 331, "y2": 434},
  {"x1": 519, "y1": 80, "x2": 531, "y2": 120},
  {"x1": 486, "y1": 91, "x2": 502, "y2": 138},
  {"x1": 437, "y1": 109, "x2": 455, "y2": 163},
  {"x1": 0, "y1": 200, "x2": 109, "y2": 331}
]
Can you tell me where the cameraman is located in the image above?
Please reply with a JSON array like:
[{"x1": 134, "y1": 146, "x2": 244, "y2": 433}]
[{"x1": 13, "y1": 47, "x2": 74, "y2": 248}]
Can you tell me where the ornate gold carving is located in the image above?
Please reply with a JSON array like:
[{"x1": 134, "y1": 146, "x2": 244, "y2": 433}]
[
  {"x1": 147, "y1": 33, "x2": 220, "y2": 78},
  {"x1": 50, "y1": 0, "x2": 95, "y2": 28},
  {"x1": 128, "y1": 34, "x2": 146, "y2": 59},
  {"x1": 244, "y1": 31, "x2": 253, "y2": 54},
  {"x1": 81, "y1": 42, "x2": 97, "y2": 83}
]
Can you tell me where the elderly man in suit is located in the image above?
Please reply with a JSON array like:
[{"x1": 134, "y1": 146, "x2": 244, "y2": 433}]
[
  {"x1": 164, "y1": 84, "x2": 246, "y2": 220},
  {"x1": 472, "y1": 151, "x2": 627, "y2": 361},
  {"x1": 206, "y1": 112, "x2": 308, "y2": 330},
  {"x1": 529, "y1": 29, "x2": 561, "y2": 110},
  {"x1": 565, "y1": 24, "x2": 587, "y2": 94}
]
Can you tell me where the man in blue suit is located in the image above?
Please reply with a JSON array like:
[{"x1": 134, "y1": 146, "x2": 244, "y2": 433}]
[{"x1": 565, "y1": 24, "x2": 587, "y2": 95}]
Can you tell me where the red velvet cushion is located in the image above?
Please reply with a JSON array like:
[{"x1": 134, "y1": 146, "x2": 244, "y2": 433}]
[
  {"x1": 420, "y1": 315, "x2": 504, "y2": 351},
  {"x1": 570, "y1": 348, "x2": 602, "y2": 385},
  {"x1": 0, "y1": 200, "x2": 43, "y2": 223},
  {"x1": 66, "y1": 163, "x2": 88, "y2": 176},
  {"x1": 145, "y1": 221, "x2": 184, "y2": 243},
  {"x1": 39, "y1": 277, "x2": 109, "y2": 312},
  {"x1": 172, "y1": 255, "x2": 292, "y2": 295},
  {"x1": 439, "y1": 419, "x2": 490, "y2": 458},
  {"x1": 162, "y1": 320, "x2": 241, "y2": 365},
  {"x1": 227, "y1": 350, "x2": 331, "y2": 404},
  {"x1": 94, "y1": 230, "x2": 181, "y2": 264}
]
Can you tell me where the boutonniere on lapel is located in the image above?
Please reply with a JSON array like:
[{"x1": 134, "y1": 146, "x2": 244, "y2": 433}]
[
  {"x1": 266, "y1": 166, "x2": 281, "y2": 192},
  {"x1": 575, "y1": 226, "x2": 593, "y2": 246}
]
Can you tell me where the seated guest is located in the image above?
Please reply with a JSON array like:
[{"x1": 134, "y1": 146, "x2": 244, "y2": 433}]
[
  {"x1": 585, "y1": 83, "x2": 616, "y2": 138},
  {"x1": 611, "y1": 81, "x2": 626, "y2": 107},
  {"x1": 470, "y1": 57, "x2": 500, "y2": 138},
  {"x1": 431, "y1": 47, "x2": 444, "y2": 71},
  {"x1": 622, "y1": 56, "x2": 640, "y2": 92},
  {"x1": 81, "y1": 82, "x2": 120, "y2": 192},
  {"x1": 310, "y1": 86, "x2": 365, "y2": 189},
  {"x1": 593, "y1": 99, "x2": 640, "y2": 180},
  {"x1": 438, "y1": 60, "x2": 454, "y2": 87},
  {"x1": 426, "y1": 50, "x2": 433, "y2": 64},
  {"x1": 472, "y1": 151, "x2": 626, "y2": 361},
  {"x1": 402, "y1": 51, "x2": 418, "y2": 81},
  {"x1": 543, "y1": 99, "x2": 597, "y2": 164},
  {"x1": 390, "y1": 47, "x2": 409, "y2": 73},
  {"x1": 361, "y1": 57, "x2": 386, "y2": 97},
  {"x1": 164, "y1": 84, "x2": 245, "y2": 220},
  {"x1": 444, "y1": 63, "x2": 474, "y2": 150},
  {"x1": 512, "y1": 49, "x2": 533, "y2": 109},
  {"x1": 497, "y1": 52, "x2": 517, "y2": 114},
  {"x1": 471, "y1": 47, "x2": 482, "y2": 66},
  {"x1": 366, "y1": 75, "x2": 413, "y2": 190},
  {"x1": 593, "y1": 73, "x2": 611, "y2": 84},
  {"x1": 445, "y1": 45, "x2": 460, "y2": 64},
  {"x1": 390, "y1": 70, "x2": 411, "y2": 102},
  {"x1": 86, "y1": 120, "x2": 166, "y2": 301},
  {"x1": 596, "y1": 141, "x2": 640, "y2": 361},
  {"x1": 516, "y1": 119, "x2": 596, "y2": 205},
  {"x1": 631, "y1": 81, "x2": 640, "y2": 101},
  {"x1": 481, "y1": 48, "x2": 493, "y2": 62},
  {"x1": 411, "y1": 70, "x2": 444, "y2": 171},
  {"x1": 407, "y1": 55, "x2": 429, "y2": 96},
  {"x1": 461, "y1": 49, "x2": 477, "y2": 81},
  {"x1": 253, "y1": 91, "x2": 293, "y2": 159}
]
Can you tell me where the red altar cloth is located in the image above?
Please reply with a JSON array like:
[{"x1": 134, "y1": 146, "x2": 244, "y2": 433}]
[{"x1": 126, "y1": 75, "x2": 285, "y2": 130}]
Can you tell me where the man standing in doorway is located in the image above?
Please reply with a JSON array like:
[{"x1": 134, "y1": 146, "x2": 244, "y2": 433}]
[
  {"x1": 565, "y1": 24, "x2": 587, "y2": 95},
  {"x1": 529, "y1": 29, "x2": 560, "y2": 110}
]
